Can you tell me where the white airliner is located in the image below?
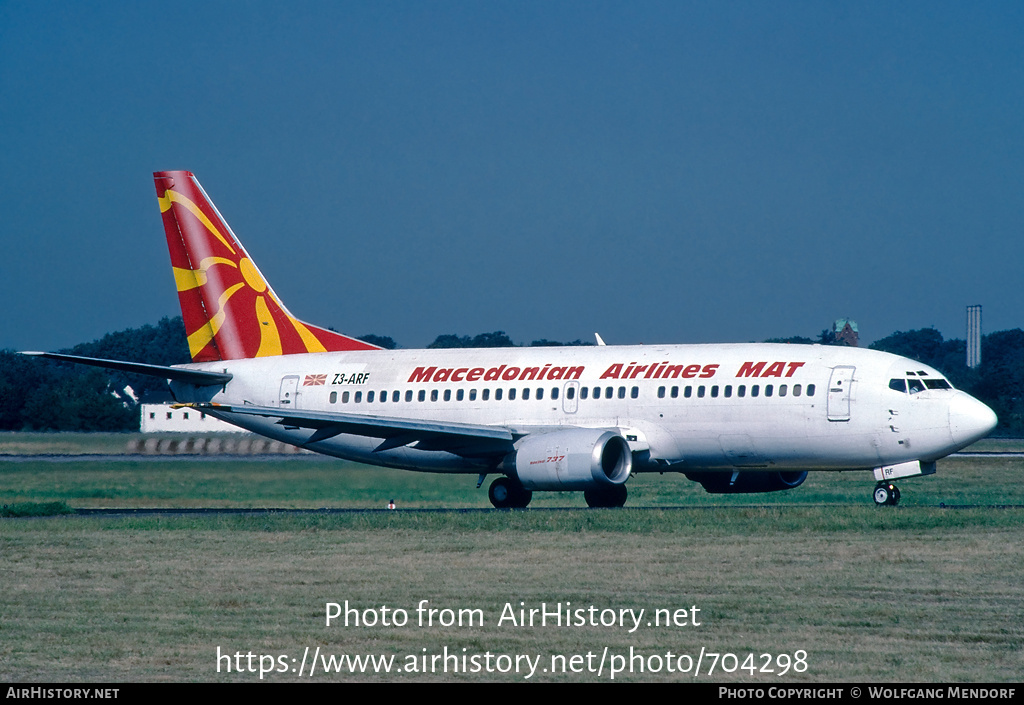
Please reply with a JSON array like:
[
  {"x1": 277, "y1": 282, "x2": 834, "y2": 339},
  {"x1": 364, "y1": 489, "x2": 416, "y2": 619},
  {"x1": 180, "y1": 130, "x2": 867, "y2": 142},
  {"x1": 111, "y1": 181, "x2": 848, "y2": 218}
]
[{"x1": 26, "y1": 171, "x2": 998, "y2": 508}]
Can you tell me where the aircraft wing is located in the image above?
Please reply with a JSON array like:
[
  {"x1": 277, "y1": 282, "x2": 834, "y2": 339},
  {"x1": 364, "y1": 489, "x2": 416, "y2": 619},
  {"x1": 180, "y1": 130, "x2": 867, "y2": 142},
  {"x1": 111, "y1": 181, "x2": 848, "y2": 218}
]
[{"x1": 184, "y1": 402, "x2": 517, "y2": 457}]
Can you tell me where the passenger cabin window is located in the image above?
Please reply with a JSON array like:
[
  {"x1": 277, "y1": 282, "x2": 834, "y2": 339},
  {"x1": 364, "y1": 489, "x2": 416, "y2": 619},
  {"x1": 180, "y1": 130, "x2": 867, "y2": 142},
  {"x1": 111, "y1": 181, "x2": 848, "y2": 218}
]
[
  {"x1": 806, "y1": 384, "x2": 815, "y2": 396},
  {"x1": 330, "y1": 391, "x2": 337, "y2": 404}
]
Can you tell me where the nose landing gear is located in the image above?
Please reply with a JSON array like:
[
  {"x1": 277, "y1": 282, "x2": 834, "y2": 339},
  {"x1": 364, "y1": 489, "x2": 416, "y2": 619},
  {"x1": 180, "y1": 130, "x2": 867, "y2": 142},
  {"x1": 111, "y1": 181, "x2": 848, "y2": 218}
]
[{"x1": 873, "y1": 481, "x2": 901, "y2": 506}]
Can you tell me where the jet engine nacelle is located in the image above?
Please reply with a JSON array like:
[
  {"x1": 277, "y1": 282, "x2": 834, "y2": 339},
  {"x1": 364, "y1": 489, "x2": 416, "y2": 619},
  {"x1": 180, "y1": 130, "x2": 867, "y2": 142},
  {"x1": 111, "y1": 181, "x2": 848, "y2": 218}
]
[
  {"x1": 507, "y1": 429, "x2": 632, "y2": 491},
  {"x1": 685, "y1": 470, "x2": 808, "y2": 494}
]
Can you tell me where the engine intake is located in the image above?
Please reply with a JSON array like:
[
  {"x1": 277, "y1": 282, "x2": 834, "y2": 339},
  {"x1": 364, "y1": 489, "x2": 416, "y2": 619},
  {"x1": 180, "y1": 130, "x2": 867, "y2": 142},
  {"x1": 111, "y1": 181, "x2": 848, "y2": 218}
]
[
  {"x1": 507, "y1": 429, "x2": 632, "y2": 491},
  {"x1": 685, "y1": 470, "x2": 808, "y2": 494}
]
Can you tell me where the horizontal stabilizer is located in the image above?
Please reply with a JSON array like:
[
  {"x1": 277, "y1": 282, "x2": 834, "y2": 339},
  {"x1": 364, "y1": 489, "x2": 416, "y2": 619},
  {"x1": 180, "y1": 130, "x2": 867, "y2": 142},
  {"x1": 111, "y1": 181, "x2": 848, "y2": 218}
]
[{"x1": 20, "y1": 352, "x2": 233, "y2": 386}]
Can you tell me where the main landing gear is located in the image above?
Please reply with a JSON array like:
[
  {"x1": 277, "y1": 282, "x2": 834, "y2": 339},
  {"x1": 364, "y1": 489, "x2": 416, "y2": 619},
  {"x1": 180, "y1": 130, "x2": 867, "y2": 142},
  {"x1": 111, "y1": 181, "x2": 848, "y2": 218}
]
[
  {"x1": 485, "y1": 477, "x2": 629, "y2": 508},
  {"x1": 873, "y1": 481, "x2": 901, "y2": 506},
  {"x1": 584, "y1": 484, "x2": 628, "y2": 508},
  {"x1": 488, "y1": 477, "x2": 532, "y2": 509}
]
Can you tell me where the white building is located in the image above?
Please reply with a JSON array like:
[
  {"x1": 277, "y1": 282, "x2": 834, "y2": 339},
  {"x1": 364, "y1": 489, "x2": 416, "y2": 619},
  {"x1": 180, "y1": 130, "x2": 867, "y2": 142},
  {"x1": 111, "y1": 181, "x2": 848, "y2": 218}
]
[{"x1": 140, "y1": 403, "x2": 246, "y2": 433}]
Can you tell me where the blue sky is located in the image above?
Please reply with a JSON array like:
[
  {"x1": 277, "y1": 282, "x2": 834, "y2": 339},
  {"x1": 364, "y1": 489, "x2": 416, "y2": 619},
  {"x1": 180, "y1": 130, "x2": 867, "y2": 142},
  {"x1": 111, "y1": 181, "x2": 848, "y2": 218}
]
[{"x1": 2, "y1": 1, "x2": 1022, "y2": 351}]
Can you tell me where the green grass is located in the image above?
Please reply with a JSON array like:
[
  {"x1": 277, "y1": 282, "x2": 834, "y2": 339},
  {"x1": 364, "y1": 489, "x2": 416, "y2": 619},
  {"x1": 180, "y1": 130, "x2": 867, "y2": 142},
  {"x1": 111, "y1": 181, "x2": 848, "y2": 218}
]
[
  {"x1": 1, "y1": 434, "x2": 1022, "y2": 682},
  {"x1": 0, "y1": 501, "x2": 73, "y2": 517},
  {"x1": 0, "y1": 432, "x2": 152, "y2": 455},
  {"x1": 1, "y1": 431, "x2": 1018, "y2": 509},
  {"x1": 966, "y1": 437, "x2": 1024, "y2": 453},
  {"x1": 0, "y1": 455, "x2": 1022, "y2": 509}
]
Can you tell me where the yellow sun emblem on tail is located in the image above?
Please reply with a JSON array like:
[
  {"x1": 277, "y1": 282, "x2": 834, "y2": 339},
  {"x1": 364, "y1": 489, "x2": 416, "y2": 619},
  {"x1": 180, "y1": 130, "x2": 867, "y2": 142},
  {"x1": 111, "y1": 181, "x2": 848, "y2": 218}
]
[{"x1": 164, "y1": 187, "x2": 340, "y2": 359}]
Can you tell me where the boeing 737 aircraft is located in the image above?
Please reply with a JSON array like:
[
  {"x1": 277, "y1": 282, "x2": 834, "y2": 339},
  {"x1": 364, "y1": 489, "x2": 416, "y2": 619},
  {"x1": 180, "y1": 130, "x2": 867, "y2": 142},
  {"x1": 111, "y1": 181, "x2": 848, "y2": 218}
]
[{"x1": 26, "y1": 171, "x2": 998, "y2": 507}]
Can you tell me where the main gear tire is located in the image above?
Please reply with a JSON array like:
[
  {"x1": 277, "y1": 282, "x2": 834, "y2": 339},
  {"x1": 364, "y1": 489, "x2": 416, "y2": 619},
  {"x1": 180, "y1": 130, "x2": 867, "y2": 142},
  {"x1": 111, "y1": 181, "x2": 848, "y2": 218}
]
[
  {"x1": 584, "y1": 484, "x2": 628, "y2": 508},
  {"x1": 489, "y1": 477, "x2": 532, "y2": 508}
]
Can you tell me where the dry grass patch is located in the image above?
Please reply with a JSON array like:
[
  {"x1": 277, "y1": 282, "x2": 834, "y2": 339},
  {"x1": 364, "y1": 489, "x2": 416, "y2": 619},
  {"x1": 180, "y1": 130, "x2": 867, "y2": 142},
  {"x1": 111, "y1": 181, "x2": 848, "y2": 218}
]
[{"x1": 1, "y1": 511, "x2": 1022, "y2": 682}]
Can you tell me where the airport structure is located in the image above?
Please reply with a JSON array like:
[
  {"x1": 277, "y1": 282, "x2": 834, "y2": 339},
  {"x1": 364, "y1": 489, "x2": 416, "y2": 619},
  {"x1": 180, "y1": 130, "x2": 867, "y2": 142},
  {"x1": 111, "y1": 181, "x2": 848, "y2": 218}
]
[
  {"x1": 967, "y1": 305, "x2": 982, "y2": 369},
  {"x1": 141, "y1": 403, "x2": 246, "y2": 433}
]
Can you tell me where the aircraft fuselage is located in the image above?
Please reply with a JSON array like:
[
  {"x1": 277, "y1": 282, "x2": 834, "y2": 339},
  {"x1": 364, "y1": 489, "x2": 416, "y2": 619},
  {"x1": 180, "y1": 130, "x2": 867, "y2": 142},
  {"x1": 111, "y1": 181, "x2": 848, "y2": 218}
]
[{"x1": 172, "y1": 342, "x2": 994, "y2": 477}]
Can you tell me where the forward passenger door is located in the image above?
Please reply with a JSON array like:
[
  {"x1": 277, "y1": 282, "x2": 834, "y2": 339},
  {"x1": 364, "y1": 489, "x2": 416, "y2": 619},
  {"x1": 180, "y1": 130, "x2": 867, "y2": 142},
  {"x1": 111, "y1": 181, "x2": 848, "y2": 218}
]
[{"x1": 827, "y1": 366, "x2": 855, "y2": 421}]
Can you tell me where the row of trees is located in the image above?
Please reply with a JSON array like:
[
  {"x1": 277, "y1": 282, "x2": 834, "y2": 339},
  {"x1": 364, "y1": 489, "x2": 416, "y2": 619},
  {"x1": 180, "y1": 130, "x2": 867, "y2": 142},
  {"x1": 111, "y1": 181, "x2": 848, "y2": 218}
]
[
  {"x1": 359, "y1": 332, "x2": 593, "y2": 349},
  {"x1": 0, "y1": 317, "x2": 189, "y2": 432},
  {"x1": 2, "y1": 318, "x2": 1022, "y2": 434}
]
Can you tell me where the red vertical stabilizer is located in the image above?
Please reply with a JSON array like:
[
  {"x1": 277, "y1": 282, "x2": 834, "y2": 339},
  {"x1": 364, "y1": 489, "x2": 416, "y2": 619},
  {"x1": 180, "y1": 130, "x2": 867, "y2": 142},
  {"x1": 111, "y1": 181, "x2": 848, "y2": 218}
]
[{"x1": 154, "y1": 170, "x2": 380, "y2": 362}]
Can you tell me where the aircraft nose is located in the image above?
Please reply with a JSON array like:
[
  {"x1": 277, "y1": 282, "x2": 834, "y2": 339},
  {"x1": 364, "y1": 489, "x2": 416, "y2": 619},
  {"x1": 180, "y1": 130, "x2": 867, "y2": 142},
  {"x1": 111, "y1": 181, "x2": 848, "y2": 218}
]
[{"x1": 949, "y1": 392, "x2": 998, "y2": 448}]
